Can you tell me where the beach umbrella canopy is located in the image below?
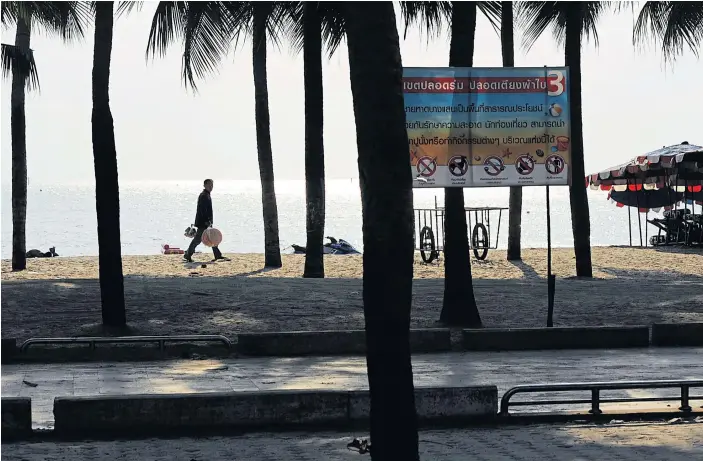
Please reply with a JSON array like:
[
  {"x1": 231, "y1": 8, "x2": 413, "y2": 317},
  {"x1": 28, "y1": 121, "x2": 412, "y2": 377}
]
[
  {"x1": 588, "y1": 142, "x2": 703, "y2": 188},
  {"x1": 608, "y1": 188, "x2": 683, "y2": 211}
]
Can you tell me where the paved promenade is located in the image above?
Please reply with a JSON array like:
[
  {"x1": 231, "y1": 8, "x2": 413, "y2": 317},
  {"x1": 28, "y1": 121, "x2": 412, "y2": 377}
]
[
  {"x1": 3, "y1": 422, "x2": 702, "y2": 460},
  {"x1": 3, "y1": 348, "x2": 702, "y2": 429}
]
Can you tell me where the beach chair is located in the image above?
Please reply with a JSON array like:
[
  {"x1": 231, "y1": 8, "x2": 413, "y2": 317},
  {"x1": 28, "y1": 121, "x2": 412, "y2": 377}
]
[{"x1": 647, "y1": 209, "x2": 691, "y2": 246}]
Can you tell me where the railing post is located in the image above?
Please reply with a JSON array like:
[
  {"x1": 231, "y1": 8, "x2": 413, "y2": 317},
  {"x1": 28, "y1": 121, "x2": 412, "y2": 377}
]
[
  {"x1": 589, "y1": 389, "x2": 602, "y2": 414},
  {"x1": 680, "y1": 385, "x2": 692, "y2": 412}
]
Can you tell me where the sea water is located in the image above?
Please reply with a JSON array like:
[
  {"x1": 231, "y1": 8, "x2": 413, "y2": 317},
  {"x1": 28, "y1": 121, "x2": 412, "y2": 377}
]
[{"x1": 0, "y1": 179, "x2": 662, "y2": 258}]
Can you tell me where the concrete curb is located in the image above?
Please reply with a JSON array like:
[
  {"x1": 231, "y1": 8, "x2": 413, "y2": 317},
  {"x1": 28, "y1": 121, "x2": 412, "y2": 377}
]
[
  {"x1": 237, "y1": 329, "x2": 451, "y2": 356},
  {"x1": 4, "y1": 323, "x2": 702, "y2": 363},
  {"x1": 53, "y1": 386, "x2": 497, "y2": 436},
  {"x1": 651, "y1": 323, "x2": 703, "y2": 347},
  {"x1": 1, "y1": 397, "x2": 32, "y2": 441},
  {"x1": 462, "y1": 326, "x2": 651, "y2": 351}
]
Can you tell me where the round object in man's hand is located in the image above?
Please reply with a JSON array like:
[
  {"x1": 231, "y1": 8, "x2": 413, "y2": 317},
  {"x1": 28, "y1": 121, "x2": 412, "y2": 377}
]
[{"x1": 201, "y1": 228, "x2": 223, "y2": 247}]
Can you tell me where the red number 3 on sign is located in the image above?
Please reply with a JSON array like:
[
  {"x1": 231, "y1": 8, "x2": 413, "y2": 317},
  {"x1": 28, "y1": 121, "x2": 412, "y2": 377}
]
[{"x1": 547, "y1": 70, "x2": 565, "y2": 97}]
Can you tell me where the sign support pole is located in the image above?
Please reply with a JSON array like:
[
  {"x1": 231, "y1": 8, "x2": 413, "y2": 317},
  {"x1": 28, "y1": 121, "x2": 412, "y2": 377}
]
[
  {"x1": 542, "y1": 65, "x2": 555, "y2": 327},
  {"x1": 546, "y1": 184, "x2": 555, "y2": 327}
]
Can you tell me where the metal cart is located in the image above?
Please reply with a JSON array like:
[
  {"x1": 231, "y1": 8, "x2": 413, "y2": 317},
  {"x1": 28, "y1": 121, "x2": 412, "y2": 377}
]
[{"x1": 414, "y1": 198, "x2": 507, "y2": 262}]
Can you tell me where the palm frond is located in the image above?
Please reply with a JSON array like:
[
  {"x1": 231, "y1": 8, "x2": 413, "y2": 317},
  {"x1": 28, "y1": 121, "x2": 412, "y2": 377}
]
[
  {"x1": 146, "y1": 1, "x2": 189, "y2": 59},
  {"x1": 319, "y1": 2, "x2": 346, "y2": 57},
  {"x1": 478, "y1": 1, "x2": 502, "y2": 34},
  {"x1": 117, "y1": 1, "x2": 143, "y2": 19},
  {"x1": 33, "y1": 2, "x2": 91, "y2": 42},
  {"x1": 1, "y1": 1, "x2": 90, "y2": 40},
  {"x1": 180, "y1": 1, "x2": 237, "y2": 89},
  {"x1": 517, "y1": 2, "x2": 612, "y2": 52},
  {"x1": 400, "y1": 1, "x2": 452, "y2": 40},
  {"x1": 635, "y1": 1, "x2": 703, "y2": 61},
  {"x1": 283, "y1": 2, "x2": 345, "y2": 58},
  {"x1": 517, "y1": 1, "x2": 563, "y2": 51},
  {"x1": 1, "y1": 42, "x2": 40, "y2": 90}
]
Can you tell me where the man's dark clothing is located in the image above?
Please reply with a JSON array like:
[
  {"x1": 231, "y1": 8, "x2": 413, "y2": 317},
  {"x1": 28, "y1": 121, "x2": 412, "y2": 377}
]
[
  {"x1": 194, "y1": 190, "x2": 213, "y2": 227},
  {"x1": 186, "y1": 189, "x2": 222, "y2": 260}
]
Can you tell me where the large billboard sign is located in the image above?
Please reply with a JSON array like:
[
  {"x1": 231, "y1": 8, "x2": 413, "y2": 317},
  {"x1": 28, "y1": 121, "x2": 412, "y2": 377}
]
[{"x1": 404, "y1": 67, "x2": 572, "y2": 188}]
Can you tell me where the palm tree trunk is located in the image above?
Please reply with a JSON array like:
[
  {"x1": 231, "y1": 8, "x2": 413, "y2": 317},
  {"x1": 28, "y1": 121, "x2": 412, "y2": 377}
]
[
  {"x1": 302, "y1": 2, "x2": 325, "y2": 279},
  {"x1": 565, "y1": 4, "x2": 593, "y2": 277},
  {"x1": 252, "y1": 7, "x2": 282, "y2": 269},
  {"x1": 10, "y1": 18, "x2": 30, "y2": 272},
  {"x1": 92, "y1": 1, "x2": 126, "y2": 327},
  {"x1": 440, "y1": 1, "x2": 482, "y2": 327},
  {"x1": 503, "y1": 1, "x2": 522, "y2": 261},
  {"x1": 344, "y1": 2, "x2": 419, "y2": 459}
]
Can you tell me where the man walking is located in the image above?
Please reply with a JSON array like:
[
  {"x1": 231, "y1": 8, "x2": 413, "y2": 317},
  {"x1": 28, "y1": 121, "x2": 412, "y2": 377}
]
[{"x1": 184, "y1": 179, "x2": 228, "y2": 262}]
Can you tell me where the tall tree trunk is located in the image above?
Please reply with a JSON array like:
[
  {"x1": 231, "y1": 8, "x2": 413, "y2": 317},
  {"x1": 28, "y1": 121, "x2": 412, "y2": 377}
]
[
  {"x1": 253, "y1": 7, "x2": 282, "y2": 268},
  {"x1": 440, "y1": 1, "x2": 482, "y2": 327},
  {"x1": 303, "y1": 2, "x2": 325, "y2": 279},
  {"x1": 565, "y1": 5, "x2": 593, "y2": 277},
  {"x1": 344, "y1": 2, "x2": 419, "y2": 460},
  {"x1": 92, "y1": 1, "x2": 126, "y2": 327},
  {"x1": 11, "y1": 18, "x2": 30, "y2": 272},
  {"x1": 503, "y1": 1, "x2": 522, "y2": 262}
]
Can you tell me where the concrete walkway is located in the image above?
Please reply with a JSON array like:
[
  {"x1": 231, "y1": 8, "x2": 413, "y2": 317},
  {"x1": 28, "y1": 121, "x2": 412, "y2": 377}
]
[
  {"x1": 3, "y1": 422, "x2": 702, "y2": 460},
  {"x1": 3, "y1": 348, "x2": 702, "y2": 429}
]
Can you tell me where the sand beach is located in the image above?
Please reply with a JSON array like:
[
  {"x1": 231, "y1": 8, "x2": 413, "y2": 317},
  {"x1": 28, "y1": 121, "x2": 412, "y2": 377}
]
[
  {"x1": 1, "y1": 246, "x2": 701, "y2": 281},
  {"x1": 2, "y1": 246, "x2": 702, "y2": 339}
]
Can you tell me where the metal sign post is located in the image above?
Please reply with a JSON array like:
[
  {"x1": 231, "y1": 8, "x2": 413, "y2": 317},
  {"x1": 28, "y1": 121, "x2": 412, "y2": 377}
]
[{"x1": 546, "y1": 184, "x2": 555, "y2": 327}]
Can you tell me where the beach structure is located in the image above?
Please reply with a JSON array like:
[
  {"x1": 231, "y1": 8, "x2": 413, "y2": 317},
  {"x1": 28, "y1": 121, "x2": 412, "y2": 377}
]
[
  {"x1": 414, "y1": 198, "x2": 507, "y2": 263},
  {"x1": 588, "y1": 142, "x2": 703, "y2": 247}
]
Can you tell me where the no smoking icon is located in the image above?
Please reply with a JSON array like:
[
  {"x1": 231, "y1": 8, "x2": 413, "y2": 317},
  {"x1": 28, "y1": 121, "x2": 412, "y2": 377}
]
[{"x1": 416, "y1": 156, "x2": 437, "y2": 178}]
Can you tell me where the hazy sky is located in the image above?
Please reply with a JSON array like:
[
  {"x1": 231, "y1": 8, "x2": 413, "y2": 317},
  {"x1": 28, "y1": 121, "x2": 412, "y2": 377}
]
[{"x1": 1, "y1": 3, "x2": 701, "y2": 186}]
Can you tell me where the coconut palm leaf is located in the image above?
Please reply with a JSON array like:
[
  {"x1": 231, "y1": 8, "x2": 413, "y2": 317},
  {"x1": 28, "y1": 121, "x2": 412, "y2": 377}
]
[
  {"x1": 400, "y1": 1, "x2": 502, "y2": 40},
  {"x1": 283, "y1": 2, "x2": 346, "y2": 57},
  {"x1": 634, "y1": 1, "x2": 703, "y2": 61},
  {"x1": 147, "y1": 1, "x2": 291, "y2": 89},
  {"x1": 517, "y1": 2, "x2": 612, "y2": 51},
  {"x1": 2, "y1": 2, "x2": 90, "y2": 40},
  {"x1": 1, "y1": 42, "x2": 39, "y2": 90}
]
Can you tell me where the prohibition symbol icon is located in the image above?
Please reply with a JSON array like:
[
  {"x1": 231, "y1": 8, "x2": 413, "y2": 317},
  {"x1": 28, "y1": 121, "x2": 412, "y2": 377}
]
[
  {"x1": 448, "y1": 155, "x2": 469, "y2": 177},
  {"x1": 515, "y1": 154, "x2": 535, "y2": 176},
  {"x1": 483, "y1": 156, "x2": 505, "y2": 176},
  {"x1": 545, "y1": 154, "x2": 565, "y2": 175},
  {"x1": 416, "y1": 156, "x2": 437, "y2": 178}
]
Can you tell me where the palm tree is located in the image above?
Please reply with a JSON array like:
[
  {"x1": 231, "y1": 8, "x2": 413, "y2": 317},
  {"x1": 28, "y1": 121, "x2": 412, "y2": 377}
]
[
  {"x1": 1, "y1": 2, "x2": 87, "y2": 271},
  {"x1": 401, "y1": 1, "x2": 500, "y2": 327},
  {"x1": 518, "y1": 2, "x2": 609, "y2": 278},
  {"x1": 503, "y1": 1, "x2": 522, "y2": 261},
  {"x1": 343, "y1": 2, "x2": 419, "y2": 458},
  {"x1": 634, "y1": 1, "x2": 703, "y2": 61},
  {"x1": 91, "y1": 1, "x2": 127, "y2": 327},
  {"x1": 285, "y1": 3, "x2": 346, "y2": 278},
  {"x1": 301, "y1": 2, "x2": 326, "y2": 278},
  {"x1": 147, "y1": 1, "x2": 283, "y2": 269}
]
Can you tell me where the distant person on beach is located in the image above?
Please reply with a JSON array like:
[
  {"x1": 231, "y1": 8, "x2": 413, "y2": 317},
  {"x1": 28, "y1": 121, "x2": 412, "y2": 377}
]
[
  {"x1": 184, "y1": 179, "x2": 229, "y2": 263},
  {"x1": 26, "y1": 247, "x2": 59, "y2": 258}
]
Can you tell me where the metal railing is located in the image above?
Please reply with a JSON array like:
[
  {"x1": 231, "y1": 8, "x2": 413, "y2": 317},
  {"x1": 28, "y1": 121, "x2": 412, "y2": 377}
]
[
  {"x1": 19, "y1": 334, "x2": 233, "y2": 352},
  {"x1": 500, "y1": 379, "x2": 703, "y2": 416}
]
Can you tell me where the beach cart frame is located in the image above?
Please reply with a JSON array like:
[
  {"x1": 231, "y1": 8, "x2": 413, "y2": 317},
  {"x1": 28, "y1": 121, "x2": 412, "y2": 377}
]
[{"x1": 414, "y1": 198, "x2": 508, "y2": 263}]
